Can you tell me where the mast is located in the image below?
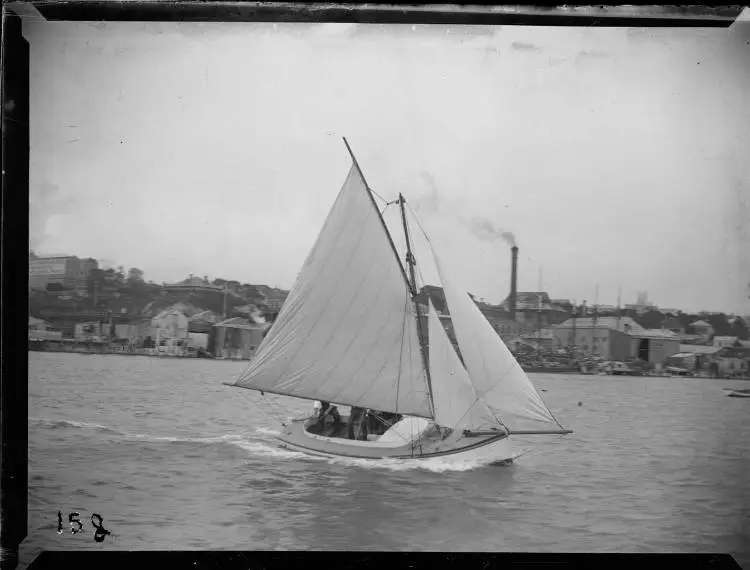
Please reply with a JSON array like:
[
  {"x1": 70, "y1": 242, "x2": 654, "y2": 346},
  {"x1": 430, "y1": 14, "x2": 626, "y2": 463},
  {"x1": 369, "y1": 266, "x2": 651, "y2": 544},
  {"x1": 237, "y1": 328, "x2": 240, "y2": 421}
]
[
  {"x1": 593, "y1": 284, "x2": 599, "y2": 355},
  {"x1": 537, "y1": 267, "x2": 542, "y2": 361},
  {"x1": 342, "y1": 137, "x2": 414, "y2": 296},
  {"x1": 399, "y1": 193, "x2": 434, "y2": 415},
  {"x1": 571, "y1": 299, "x2": 577, "y2": 357}
]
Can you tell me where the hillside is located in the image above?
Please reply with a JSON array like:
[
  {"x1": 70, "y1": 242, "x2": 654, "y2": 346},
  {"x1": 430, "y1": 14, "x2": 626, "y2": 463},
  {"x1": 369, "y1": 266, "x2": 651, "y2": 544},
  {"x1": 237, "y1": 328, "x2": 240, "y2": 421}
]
[{"x1": 29, "y1": 269, "x2": 289, "y2": 323}]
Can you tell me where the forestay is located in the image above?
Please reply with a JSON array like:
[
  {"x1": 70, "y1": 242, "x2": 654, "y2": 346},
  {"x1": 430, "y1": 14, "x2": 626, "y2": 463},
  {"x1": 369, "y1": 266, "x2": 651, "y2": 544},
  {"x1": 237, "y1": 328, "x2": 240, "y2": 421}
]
[
  {"x1": 427, "y1": 300, "x2": 499, "y2": 431},
  {"x1": 230, "y1": 165, "x2": 432, "y2": 418},
  {"x1": 432, "y1": 249, "x2": 559, "y2": 430}
]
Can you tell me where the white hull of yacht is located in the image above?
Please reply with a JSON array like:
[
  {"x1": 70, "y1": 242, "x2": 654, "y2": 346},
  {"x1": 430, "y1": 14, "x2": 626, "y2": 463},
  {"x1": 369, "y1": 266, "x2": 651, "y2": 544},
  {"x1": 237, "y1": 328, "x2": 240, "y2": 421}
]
[{"x1": 275, "y1": 419, "x2": 516, "y2": 464}]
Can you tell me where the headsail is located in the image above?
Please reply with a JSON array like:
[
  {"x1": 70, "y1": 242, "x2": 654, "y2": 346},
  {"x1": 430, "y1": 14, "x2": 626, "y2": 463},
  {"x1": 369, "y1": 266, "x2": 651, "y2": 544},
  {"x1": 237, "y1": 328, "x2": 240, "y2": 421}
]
[
  {"x1": 427, "y1": 300, "x2": 498, "y2": 431},
  {"x1": 432, "y1": 249, "x2": 560, "y2": 430},
  {"x1": 229, "y1": 164, "x2": 431, "y2": 418}
]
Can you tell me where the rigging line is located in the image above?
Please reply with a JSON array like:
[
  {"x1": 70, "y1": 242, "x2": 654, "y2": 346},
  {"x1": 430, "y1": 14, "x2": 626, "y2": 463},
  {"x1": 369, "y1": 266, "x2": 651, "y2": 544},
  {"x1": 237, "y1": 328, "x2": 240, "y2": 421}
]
[
  {"x1": 239, "y1": 390, "x2": 287, "y2": 427},
  {"x1": 343, "y1": 138, "x2": 413, "y2": 295},
  {"x1": 394, "y1": 289, "x2": 409, "y2": 414},
  {"x1": 406, "y1": 201, "x2": 431, "y2": 243},
  {"x1": 534, "y1": 388, "x2": 566, "y2": 430},
  {"x1": 369, "y1": 187, "x2": 390, "y2": 205}
]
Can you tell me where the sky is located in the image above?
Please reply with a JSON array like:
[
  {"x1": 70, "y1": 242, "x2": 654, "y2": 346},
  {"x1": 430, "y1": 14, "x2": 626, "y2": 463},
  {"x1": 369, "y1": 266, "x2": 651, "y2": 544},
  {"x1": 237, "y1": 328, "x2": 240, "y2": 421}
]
[{"x1": 25, "y1": 17, "x2": 750, "y2": 314}]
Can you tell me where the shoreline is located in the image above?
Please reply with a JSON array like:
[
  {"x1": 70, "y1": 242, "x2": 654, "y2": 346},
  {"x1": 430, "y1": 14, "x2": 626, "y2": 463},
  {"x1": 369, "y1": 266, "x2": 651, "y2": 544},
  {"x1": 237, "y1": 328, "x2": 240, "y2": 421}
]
[
  {"x1": 27, "y1": 345, "x2": 249, "y2": 361},
  {"x1": 27, "y1": 348, "x2": 749, "y2": 380}
]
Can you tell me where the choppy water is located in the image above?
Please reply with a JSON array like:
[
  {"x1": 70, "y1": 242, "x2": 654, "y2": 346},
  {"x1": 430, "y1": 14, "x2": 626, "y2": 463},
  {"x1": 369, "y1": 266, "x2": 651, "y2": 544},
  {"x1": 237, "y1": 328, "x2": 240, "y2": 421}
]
[{"x1": 23, "y1": 352, "x2": 750, "y2": 564}]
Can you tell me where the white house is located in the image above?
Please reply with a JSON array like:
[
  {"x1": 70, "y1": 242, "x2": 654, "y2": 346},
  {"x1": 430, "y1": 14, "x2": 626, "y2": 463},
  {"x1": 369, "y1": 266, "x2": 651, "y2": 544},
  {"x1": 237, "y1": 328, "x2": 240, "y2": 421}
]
[
  {"x1": 690, "y1": 320, "x2": 714, "y2": 338},
  {"x1": 149, "y1": 308, "x2": 190, "y2": 341},
  {"x1": 714, "y1": 336, "x2": 739, "y2": 348}
]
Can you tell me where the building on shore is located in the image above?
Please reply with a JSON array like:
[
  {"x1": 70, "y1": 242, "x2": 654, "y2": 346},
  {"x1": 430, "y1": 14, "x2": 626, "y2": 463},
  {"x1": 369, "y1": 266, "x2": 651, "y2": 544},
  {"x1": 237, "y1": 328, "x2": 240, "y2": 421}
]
[
  {"x1": 28, "y1": 317, "x2": 63, "y2": 341},
  {"x1": 498, "y1": 291, "x2": 569, "y2": 327},
  {"x1": 710, "y1": 347, "x2": 750, "y2": 377},
  {"x1": 713, "y1": 335, "x2": 739, "y2": 348},
  {"x1": 209, "y1": 317, "x2": 270, "y2": 360},
  {"x1": 29, "y1": 254, "x2": 98, "y2": 292},
  {"x1": 690, "y1": 319, "x2": 715, "y2": 338},
  {"x1": 149, "y1": 307, "x2": 190, "y2": 341},
  {"x1": 186, "y1": 310, "x2": 222, "y2": 350},
  {"x1": 162, "y1": 275, "x2": 225, "y2": 295},
  {"x1": 623, "y1": 329, "x2": 681, "y2": 365},
  {"x1": 549, "y1": 316, "x2": 680, "y2": 365},
  {"x1": 549, "y1": 316, "x2": 643, "y2": 359}
]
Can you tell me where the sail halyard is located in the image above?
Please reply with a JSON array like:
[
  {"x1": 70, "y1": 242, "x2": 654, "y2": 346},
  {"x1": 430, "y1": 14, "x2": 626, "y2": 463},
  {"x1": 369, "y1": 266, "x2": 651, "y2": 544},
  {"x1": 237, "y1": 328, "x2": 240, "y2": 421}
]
[{"x1": 226, "y1": 150, "x2": 431, "y2": 418}]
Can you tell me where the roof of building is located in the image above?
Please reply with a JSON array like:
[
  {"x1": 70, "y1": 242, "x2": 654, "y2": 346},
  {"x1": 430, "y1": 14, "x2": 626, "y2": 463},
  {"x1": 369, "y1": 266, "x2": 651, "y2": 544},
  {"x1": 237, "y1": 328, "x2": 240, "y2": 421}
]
[
  {"x1": 163, "y1": 275, "x2": 224, "y2": 290},
  {"x1": 500, "y1": 292, "x2": 557, "y2": 312},
  {"x1": 29, "y1": 254, "x2": 75, "y2": 260},
  {"x1": 151, "y1": 302, "x2": 202, "y2": 319},
  {"x1": 189, "y1": 310, "x2": 222, "y2": 323},
  {"x1": 719, "y1": 347, "x2": 750, "y2": 358},
  {"x1": 713, "y1": 336, "x2": 738, "y2": 342},
  {"x1": 679, "y1": 344, "x2": 722, "y2": 355},
  {"x1": 551, "y1": 316, "x2": 644, "y2": 332},
  {"x1": 29, "y1": 316, "x2": 46, "y2": 326},
  {"x1": 629, "y1": 329, "x2": 679, "y2": 340},
  {"x1": 691, "y1": 319, "x2": 712, "y2": 327},
  {"x1": 214, "y1": 317, "x2": 269, "y2": 330},
  {"x1": 678, "y1": 334, "x2": 707, "y2": 342}
]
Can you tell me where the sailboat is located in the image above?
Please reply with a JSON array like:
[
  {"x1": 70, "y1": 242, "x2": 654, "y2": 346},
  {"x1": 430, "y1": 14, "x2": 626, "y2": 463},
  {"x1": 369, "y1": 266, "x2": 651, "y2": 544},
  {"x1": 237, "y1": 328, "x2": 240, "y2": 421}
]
[{"x1": 224, "y1": 139, "x2": 572, "y2": 462}]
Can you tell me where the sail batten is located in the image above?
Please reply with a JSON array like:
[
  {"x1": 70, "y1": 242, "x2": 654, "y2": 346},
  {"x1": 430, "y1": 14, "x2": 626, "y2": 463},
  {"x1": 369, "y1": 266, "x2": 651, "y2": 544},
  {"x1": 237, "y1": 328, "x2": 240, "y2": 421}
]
[{"x1": 229, "y1": 164, "x2": 431, "y2": 417}]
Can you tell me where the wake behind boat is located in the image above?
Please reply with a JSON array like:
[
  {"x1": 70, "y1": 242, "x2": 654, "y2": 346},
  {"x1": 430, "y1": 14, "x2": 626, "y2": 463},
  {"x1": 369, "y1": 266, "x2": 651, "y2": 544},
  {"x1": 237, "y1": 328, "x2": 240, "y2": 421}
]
[{"x1": 224, "y1": 139, "x2": 572, "y2": 462}]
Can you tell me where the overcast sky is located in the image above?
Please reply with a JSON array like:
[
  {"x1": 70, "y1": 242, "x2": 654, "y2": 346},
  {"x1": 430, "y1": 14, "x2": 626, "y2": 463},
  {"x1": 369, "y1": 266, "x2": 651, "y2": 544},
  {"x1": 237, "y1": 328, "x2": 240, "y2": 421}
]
[{"x1": 25, "y1": 19, "x2": 750, "y2": 314}]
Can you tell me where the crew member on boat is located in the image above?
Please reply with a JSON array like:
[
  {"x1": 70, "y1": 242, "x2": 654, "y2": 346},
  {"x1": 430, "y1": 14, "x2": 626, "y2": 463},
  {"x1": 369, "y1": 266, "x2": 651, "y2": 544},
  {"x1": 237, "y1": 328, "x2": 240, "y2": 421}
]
[
  {"x1": 348, "y1": 407, "x2": 367, "y2": 440},
  {"x1": 315, "y1": 401, "x2": 341, "y2": 435}
]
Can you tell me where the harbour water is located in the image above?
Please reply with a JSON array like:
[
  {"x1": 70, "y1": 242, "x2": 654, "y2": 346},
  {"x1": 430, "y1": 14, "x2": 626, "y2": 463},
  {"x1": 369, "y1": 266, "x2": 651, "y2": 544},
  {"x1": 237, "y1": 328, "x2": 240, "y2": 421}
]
[{"x1": 23, "y1": 352, "x2": 750, "y2": 564}]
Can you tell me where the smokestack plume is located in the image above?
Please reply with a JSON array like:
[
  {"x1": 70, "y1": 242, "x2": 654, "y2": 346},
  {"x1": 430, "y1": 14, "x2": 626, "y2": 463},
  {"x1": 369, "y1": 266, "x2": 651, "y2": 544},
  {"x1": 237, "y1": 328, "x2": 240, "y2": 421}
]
[
  {"x1": 467, "y1": 217, "x2": 517, "y2": 248},
  {"x1": 510, "y1": 246, "x2": 518, "y2": 320}
]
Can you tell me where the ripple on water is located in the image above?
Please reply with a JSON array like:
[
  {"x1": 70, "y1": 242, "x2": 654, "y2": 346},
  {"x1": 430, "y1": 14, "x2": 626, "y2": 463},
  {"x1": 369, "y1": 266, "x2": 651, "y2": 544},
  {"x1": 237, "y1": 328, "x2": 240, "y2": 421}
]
[{"x1": 24, "y1": 354, "x2": 750, "y2": 565}]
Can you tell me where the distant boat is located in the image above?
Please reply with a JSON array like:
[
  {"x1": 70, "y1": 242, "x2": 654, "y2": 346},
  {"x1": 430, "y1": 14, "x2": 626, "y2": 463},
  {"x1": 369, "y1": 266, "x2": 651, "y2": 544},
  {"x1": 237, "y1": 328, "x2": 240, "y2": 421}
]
[
  {"x1": 605, "y1": 361, "x2": 634, "y2": 376},
  {"x1": 224, "y1": 139, "x2": 571, "y2": 462}
]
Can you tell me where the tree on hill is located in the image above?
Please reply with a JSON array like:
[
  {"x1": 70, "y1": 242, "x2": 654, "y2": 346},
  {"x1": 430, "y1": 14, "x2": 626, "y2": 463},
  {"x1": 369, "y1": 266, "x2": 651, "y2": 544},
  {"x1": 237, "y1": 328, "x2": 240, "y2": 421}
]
[
  {"x1": 676, "y1": 312, "x2": 698, "y2": 330},
  {"x1": 729, "y1": 318, "x2": 749, "y2": 340},
  {"x1": 705, "y1": 314, "x2": 732, "y2": 337},
  {"x1": 633, "y1": 310, "x2": 665, "y2": 330},
  {"x1": 127, "y1": 267, "x2": 144, "y2": 282}
]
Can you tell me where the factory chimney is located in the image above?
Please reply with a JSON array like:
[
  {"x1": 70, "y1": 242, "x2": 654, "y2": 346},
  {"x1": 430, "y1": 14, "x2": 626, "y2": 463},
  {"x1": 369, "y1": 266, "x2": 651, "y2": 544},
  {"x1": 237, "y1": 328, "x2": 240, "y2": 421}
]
[{"x1": 510, "y1": 246, "x2": 518, "y2": 321}]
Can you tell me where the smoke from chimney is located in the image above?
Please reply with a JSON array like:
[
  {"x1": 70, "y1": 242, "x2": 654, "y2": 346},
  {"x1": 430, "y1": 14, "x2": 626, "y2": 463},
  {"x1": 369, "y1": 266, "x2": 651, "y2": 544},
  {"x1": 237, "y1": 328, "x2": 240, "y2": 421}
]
[
  {"x1": 467, "y1": 217, "x2": 517, "y2": 248},
  {"x1": 510, "y1": 246, "x2": 519, "y2": 320}
]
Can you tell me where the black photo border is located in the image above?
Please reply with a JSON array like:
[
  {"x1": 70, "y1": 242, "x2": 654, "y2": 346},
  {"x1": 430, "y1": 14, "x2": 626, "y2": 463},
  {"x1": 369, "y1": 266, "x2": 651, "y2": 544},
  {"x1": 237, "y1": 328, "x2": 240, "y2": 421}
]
[{"x1": 2, "y1": 3, "x2": 747, "y2": 570}]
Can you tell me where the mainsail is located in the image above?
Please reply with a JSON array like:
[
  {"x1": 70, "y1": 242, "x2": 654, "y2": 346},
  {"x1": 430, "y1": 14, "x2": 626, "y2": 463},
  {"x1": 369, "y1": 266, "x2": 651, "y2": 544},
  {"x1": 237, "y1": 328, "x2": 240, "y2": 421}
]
[
  {"x1": 427, "y1": 300, "x2": 498, "y2": 431},
  {"x1": 229, "y1": 164, "x2": 432, "y2": 418},
  {"x1": 432, "y1": 249, "x2": 560, "y2": 431}
]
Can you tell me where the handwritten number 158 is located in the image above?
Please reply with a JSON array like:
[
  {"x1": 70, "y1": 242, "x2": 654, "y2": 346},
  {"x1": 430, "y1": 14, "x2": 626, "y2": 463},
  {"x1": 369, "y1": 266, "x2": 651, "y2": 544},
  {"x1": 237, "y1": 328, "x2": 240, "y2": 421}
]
[{"x1": 57, "y1": 511, "x2": 111, "y2": 542}]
